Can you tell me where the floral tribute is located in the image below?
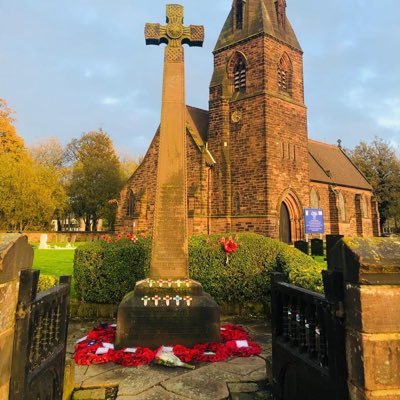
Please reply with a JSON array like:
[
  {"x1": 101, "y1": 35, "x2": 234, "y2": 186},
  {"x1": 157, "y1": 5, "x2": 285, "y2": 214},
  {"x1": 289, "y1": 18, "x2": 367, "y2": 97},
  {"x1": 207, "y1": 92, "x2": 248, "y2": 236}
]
[
  {"x1": 73, "y1": 323, "x2": 261, "y2": 367},
  {"x1": 101, "y1": 233, "x2": 138, "y2": 243},
  {"x1": 217, "y1": 236, "x2": 238, "y2": 264}
]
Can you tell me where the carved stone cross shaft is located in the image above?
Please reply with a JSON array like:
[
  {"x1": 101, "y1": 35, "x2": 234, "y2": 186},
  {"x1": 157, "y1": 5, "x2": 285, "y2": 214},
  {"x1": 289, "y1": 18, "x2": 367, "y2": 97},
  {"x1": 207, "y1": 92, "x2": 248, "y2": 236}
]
[{"x1": 145, "y1": 5, "x2": 204, "y2": 279}]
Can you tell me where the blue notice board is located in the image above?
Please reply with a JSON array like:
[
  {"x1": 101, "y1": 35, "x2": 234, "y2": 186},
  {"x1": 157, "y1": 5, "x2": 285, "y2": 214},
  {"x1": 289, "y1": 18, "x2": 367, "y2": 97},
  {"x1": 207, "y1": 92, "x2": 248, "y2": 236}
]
[{"x1": 304, "y1": 208, "x2": 324, "y2": 234}]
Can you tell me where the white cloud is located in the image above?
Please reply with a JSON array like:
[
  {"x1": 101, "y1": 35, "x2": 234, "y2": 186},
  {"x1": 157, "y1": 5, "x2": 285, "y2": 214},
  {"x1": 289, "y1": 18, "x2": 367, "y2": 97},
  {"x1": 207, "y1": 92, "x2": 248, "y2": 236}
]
[
  {"x1": 84, "y1": 69, "x2": 92, "y2": 78},
  {"x1": 101, "y1": 97, "x2": 120, "y2": 105},
  {"x1": 359, "y1": 67, "x2": 377, "y2": 83}
]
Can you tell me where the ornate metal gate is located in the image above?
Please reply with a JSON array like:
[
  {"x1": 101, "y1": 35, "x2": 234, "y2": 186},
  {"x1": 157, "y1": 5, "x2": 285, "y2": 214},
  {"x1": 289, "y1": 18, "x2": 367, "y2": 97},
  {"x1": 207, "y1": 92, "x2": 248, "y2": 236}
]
[
  {"x1": 271, "y1": 270, "x2": 348, "y2": 400},
  {"x1": 9, "y1": 269, "x2": 71, "y2": 400}
]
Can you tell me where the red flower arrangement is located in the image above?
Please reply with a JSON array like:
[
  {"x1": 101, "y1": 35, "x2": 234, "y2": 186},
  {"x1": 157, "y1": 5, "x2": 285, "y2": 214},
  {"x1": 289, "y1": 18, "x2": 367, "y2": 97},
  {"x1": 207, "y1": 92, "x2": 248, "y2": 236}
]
[
  {"x1": 100, "y1": 232, "x2": 139, "y2": 244},
  {"x1": 223, "y1": 238, "x2": 238, "y2": 254},
  {"x1": 217, "y1": 236, "x2": 238, "y2": 264},
  {"x1": 73, "y1": 323, "x2": 260, "y2": 367}
]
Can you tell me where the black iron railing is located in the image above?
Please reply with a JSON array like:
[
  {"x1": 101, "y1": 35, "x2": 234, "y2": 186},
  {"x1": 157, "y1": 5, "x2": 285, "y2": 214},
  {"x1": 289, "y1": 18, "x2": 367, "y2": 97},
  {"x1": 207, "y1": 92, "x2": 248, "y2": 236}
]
[
  {"x1": 10, "y1": 269, "x2": 71, "y2": 400},
  {"x1": 271, "y1": 270, "x2": 348, "y2": 400}
]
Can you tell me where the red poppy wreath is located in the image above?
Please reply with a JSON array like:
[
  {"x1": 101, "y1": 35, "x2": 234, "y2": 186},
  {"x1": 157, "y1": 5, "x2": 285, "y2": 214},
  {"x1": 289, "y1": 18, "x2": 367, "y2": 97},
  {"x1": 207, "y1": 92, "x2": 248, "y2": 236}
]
[{"x1": 73, "y1": 323, "x2": 261, "y2": 367}]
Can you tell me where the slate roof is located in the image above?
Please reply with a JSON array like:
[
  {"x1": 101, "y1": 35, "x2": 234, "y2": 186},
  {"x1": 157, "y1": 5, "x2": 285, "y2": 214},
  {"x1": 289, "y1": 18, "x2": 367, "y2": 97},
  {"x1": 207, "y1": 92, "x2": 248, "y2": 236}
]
[
  {"x1": 186, "y1": 106, "x2": 215, "y2": 166},
  {"x1": 187, "y1": 106, "x2": 209, "y2": 143},
  {"x1": 308, "y1": 140, "x2": 372, "y2": 190},
  {"x1": 214, "y1": 0, "x2": 301, "y2": 52}
]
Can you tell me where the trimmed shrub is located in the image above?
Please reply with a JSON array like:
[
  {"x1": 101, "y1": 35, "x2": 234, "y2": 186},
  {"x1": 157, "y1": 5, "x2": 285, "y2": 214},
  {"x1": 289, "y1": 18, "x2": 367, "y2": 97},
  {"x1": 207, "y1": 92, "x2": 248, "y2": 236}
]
[
  {"x1": 189, "y1": 233, "x2": 323, "y2": 307},
  {"x1": 74, "y1": 233, "x2": 323, "y2": 305},
  {"x1": 38, "y1": 274, "x2": 58, "y2": 292},
  {"x1": 74, "y1": 236, "x2": 151, "y2": 303}
]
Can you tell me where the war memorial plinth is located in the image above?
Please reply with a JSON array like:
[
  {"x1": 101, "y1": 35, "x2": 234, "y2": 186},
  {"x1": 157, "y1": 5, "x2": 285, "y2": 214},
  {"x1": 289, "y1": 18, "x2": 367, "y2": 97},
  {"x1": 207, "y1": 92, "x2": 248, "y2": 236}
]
[{"x1": 115, "y1": 4, "x2": 220, "y2": 349}]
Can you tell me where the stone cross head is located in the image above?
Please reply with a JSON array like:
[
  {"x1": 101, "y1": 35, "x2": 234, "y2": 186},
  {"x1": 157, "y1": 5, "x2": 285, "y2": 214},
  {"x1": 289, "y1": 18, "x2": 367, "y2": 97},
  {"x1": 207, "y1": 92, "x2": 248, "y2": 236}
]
[{"x1": 145, "y1": 4, "x2": 204, "y2": 48}]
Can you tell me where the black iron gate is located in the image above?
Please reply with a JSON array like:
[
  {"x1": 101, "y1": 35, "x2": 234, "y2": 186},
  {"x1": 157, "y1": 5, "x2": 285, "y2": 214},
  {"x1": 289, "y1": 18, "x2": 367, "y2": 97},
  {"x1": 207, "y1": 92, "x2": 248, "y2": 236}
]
[
  {"x1": 271, "y1": 270, "x2": 348, "y2": 400},
  {"x1": 9, "y1": 269, "x2": 71, "y2": 400}
]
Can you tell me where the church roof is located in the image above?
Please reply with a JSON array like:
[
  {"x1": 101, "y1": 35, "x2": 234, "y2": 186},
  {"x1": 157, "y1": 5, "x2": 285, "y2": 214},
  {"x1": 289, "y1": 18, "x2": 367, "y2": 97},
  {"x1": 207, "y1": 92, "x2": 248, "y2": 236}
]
[
  {"x1": 308, "y1": 140, "x2": 372, "y2": 191},
  {"x1": 214, "y1": 0, "x2": 301, "y2": 53},
  {"x1": 187, "y1": 106, "x2": 209, "y2": 143},
  {"x1": 186, "y1": 106, "x2": 215, "y2": 166}
]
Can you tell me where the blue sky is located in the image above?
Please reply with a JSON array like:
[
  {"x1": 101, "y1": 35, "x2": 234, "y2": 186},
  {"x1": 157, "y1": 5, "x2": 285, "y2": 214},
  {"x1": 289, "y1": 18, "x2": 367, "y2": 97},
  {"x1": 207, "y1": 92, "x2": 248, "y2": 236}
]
[{"x1": 0, "y1": 0, "x2": 399, "y2": 158}]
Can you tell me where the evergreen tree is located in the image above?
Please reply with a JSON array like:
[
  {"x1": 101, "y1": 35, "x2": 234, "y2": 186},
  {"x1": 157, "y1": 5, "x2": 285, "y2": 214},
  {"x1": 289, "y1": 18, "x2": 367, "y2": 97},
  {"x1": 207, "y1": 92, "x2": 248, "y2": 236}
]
[
  {"x1": 349, "y1": 137, "x2": 400, "y2": 229},
  {"x1": 67, "y1": 130, "x2": 123, "y2": 231}
]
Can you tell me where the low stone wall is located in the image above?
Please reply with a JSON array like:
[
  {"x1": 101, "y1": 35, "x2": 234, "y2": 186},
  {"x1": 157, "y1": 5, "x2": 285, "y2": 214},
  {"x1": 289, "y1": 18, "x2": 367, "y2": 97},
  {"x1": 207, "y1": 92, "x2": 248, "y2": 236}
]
[
  {"x1": 10, "y1": 231, "x2": 113, "y2": 243},
  {"x1": 0, "y1": 234, "x2": 33, "y2": 399}
]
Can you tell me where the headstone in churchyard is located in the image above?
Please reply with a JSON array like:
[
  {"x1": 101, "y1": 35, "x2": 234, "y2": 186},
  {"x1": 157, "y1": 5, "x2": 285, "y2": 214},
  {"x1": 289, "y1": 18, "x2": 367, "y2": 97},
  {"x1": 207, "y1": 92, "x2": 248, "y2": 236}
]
[
  {"x1": 115, "y1": 4, "x2": 220, "y2": 348},
  {"x1": 38, "y1": 234, "x2": 49, "y2": 249},
  {"x1": 311, "y1": 238, "x2": 324, "y2": 256},
  {"x1": 326, "y1": 234, "x2": 344, "y2": 270},
  {"x1": 294, "y1": 240, "x2": 309, "y2": 255},
  {"x1": 59, "y1": 234, "x2": 67, "y2": 244}
]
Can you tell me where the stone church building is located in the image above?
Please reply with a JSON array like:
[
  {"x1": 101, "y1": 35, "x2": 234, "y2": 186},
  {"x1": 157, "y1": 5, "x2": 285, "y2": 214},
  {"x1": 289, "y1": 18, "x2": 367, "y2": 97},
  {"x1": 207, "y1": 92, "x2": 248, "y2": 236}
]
[{"x1": 115, "y1": 0, "x2": 380, "y2": 242}]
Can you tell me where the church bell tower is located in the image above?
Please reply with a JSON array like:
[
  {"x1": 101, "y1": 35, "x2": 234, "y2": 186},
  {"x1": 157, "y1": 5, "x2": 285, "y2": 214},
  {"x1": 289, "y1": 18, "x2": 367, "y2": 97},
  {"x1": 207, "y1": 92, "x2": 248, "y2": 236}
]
[{"x1": 207, "y1": 0, "x2": 310, "y2": 241}]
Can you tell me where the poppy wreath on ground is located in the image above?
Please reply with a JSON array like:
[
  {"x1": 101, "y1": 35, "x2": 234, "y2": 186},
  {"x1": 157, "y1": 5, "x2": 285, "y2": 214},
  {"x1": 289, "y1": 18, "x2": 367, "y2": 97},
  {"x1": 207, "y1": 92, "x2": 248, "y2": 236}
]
[{"x1": 73, "y1": 323, "x2": 261, "y2": 367}]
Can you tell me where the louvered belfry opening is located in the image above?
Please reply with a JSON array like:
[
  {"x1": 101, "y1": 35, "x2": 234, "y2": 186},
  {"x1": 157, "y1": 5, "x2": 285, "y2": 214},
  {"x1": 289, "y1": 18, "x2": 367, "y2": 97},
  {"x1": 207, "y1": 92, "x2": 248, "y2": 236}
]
[
  {"x1": 278, "y1": 53, "x2": 292, "y2": 95},
  {"x1": 235, "y1": 0, "x2": 244, "y2": 30},
  {"x1": 234, "y1": 58, "x2": 246, "y2": 92},
  {"x1": 278, "y1": 68, "x2": 287, "y2": 91}
]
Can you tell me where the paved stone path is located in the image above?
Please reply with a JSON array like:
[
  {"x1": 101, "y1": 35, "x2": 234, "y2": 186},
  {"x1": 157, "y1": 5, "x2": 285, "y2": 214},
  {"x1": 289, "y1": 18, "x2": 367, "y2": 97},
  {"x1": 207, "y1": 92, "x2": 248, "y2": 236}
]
[{"x1": 67, "y1": 317, "x2": 272, "y2": 400}]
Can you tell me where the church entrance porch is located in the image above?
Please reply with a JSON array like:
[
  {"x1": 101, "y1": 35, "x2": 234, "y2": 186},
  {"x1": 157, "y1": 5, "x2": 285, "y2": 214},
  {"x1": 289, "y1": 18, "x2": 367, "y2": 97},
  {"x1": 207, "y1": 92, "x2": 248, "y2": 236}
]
[
  {"x1": 277, "y1": 190, "x2": 303, "y2": 244},
  {"x1": 279, "y1": 202, "x2": 291, "y2": 243}
]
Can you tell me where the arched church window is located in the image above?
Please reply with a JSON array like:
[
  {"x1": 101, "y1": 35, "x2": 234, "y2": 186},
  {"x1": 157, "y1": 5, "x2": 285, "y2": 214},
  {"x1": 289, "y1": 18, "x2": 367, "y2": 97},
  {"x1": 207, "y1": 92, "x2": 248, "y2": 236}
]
[
  {"x1": 361, "y1": 195, "x2": 368, "y2": 218},
  {"x1": 277, "y1": 53, "x2": 292, "y2": 95},
  {"x1": 234, "y1": 192, "x2": 241, "y2": 214},
  {"x1": 235, "y1": 0, "x2": 244, "y2": 30},
  {"x1": 127, "y1": 191, "x2": 135, "y2": 217},
  {"x1": 310, "y1": 187, "x2": 319, "y2": 209},
  {"x1": 234, "y1": 58, "x2": 246, "y2": 93},
  {"x1": 338, "y1": 191, "x2": 346, "y2": 222}
]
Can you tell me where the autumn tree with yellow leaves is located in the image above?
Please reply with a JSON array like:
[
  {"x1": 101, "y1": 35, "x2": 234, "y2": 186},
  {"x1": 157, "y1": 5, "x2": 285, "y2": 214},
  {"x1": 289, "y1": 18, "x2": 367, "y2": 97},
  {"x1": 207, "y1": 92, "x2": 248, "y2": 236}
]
[{"x1": 0, "y1": 99, "x2": 67, "y2": 230}]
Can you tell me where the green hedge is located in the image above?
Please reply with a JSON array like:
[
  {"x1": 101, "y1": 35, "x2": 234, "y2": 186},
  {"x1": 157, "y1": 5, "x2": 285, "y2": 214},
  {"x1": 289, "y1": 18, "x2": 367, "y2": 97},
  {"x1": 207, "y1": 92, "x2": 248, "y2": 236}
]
[
  {"x1": 74, "y1": 233, "x2": 323, "y2": 305},
  {"x1": 38, "y1": 274, "x2": 58, "y2": 292},
  {"x1": 74, "y1": 236, "x2": 151, "y2": 303},
  {"x1": 189, "y1": 233, "x2": 323, "y2": 306}
]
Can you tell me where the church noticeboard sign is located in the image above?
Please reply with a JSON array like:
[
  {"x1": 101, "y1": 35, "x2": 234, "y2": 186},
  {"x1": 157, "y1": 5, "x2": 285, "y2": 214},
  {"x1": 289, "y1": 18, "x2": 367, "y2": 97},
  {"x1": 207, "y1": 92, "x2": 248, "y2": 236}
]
[{"x1": 304, "y1": 208, "x2": 325, "y2": 234}]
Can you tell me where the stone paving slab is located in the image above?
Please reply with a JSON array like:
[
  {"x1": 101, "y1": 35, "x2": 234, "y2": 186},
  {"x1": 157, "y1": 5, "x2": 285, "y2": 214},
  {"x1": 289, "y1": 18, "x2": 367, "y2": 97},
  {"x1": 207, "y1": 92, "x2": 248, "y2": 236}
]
[
  {"x1": 241, "y1": 367, "x2": 268, "y2": 383},
  {"x1": 161, "y1": 363, "x2": 242, "y2": 400},
  {"x1": 73, "y1": 388, "x2": 106, "y2": 400},
  {"x1": 228, "y1": 383, "x2": 259, "y2": 393},
  {"x1": 81, "y1": 364, "x2": 184, "y2": 395},
  {"x1": 213, "y1": 356, "x2": 266, "y2": 377},
  {"x1": 116, "y1": 386, "x2": 189, "y2": 400}
]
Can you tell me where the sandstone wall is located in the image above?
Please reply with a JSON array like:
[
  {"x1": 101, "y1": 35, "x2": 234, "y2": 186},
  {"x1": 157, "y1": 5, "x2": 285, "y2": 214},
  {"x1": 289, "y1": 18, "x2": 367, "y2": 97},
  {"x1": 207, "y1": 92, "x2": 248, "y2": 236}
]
[{"x1": 0, "y1": 234, "x2": 33, "y2": 399}]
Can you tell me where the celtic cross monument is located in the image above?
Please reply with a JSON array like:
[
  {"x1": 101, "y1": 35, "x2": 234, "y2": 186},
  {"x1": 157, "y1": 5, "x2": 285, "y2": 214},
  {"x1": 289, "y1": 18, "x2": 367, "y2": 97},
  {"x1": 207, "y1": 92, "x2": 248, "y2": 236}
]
[
  {"x1": 145, "y1": 4, "x2": 204, "y2": 280},
  {"x1": 116, "y1": 4, "x2": 220, "y2": 348}
]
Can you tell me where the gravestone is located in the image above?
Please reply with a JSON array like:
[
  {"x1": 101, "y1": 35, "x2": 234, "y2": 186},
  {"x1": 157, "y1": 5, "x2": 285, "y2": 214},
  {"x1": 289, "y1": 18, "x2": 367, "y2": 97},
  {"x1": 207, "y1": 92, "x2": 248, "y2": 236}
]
[
  {"x1": 38, "y1": 233, "x2": 49, "y2": 249},
  {"x1": 326, "y1": 234, "x2": 344, "y2": 270},
  {"x1": 311, "y1": 238, "x2": 324, "y2": 256},
  {"x1": 115, "y1": 4, "x2": 220, "y2": 348},
  {"x1": 294, "y1": 240, "x2": 309, "y2": 255}
]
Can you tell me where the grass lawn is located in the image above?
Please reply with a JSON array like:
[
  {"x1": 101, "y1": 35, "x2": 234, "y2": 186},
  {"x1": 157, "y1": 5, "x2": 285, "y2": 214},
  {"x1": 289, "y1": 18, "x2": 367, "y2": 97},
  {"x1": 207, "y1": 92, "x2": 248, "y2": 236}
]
[
  {"x1": 312, "y1": 255, "x2": 327, "y2": 269},
  {"x1": 32, "y1": 248, "x2": 77, "y2": 298}
]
